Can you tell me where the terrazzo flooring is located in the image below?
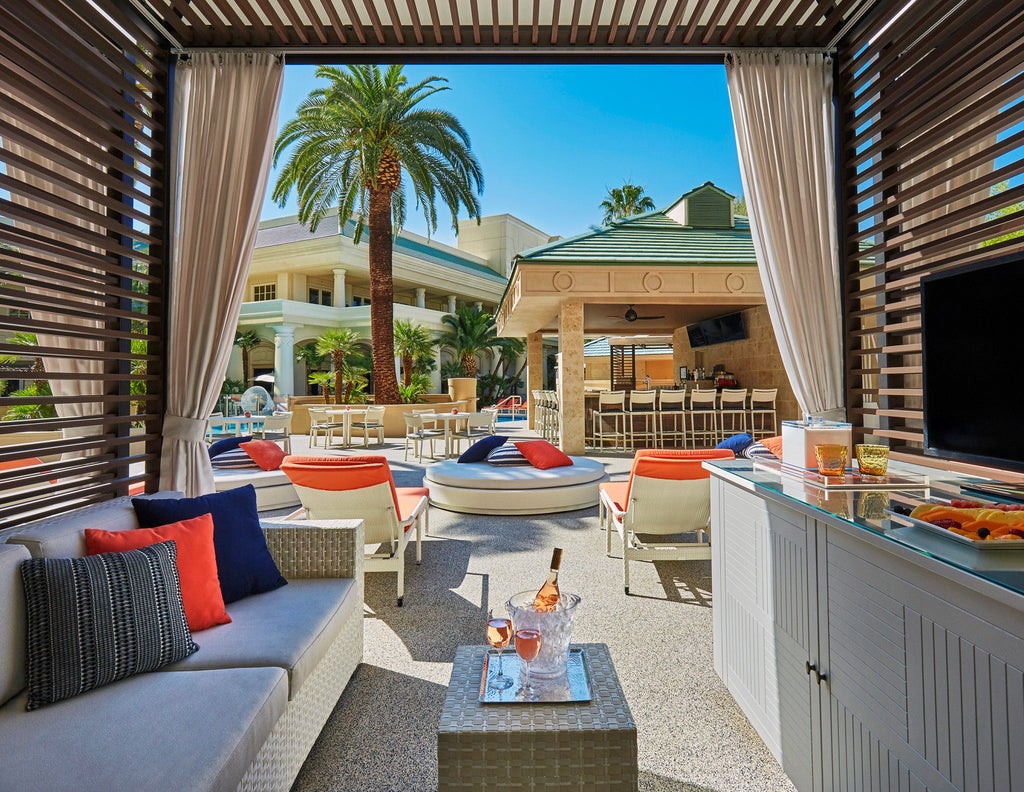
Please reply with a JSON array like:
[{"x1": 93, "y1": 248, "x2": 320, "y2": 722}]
[{"x1": 277, "y1": 425, "x2": 794, "y2": 792}]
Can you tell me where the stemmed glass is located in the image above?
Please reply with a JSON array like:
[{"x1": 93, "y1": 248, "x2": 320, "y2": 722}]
[
  {"x1": 486, "y1": 610, "x2": 514, "y2": 690},
  {"x1": 514, "y1": 628, "x2": 543, "y2": 701}
]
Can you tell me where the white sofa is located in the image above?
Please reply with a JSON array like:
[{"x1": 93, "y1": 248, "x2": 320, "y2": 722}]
[{"x1": 0, "y1": 494, "x2": 363, "y2": 792}]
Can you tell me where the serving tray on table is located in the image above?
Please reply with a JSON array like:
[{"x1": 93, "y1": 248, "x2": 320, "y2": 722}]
[
  {"x1": 886, "y1": 509, "x2": 1024, "y2": 551},
  {"x1": 479, "y1": 647, "x2": 593, "y2": 703}
]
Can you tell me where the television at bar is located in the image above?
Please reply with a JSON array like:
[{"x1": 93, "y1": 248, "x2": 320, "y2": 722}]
[
  {"x1": 921, "y1": 253, "x2": 1024, "y2": 472},
  {"x1": 686, "y1": 312, "x2": 746, "y2": 348}
]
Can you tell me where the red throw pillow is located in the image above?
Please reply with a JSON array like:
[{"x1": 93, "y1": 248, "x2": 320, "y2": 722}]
[
  {"x1": 85, "y1": 513, "x2": 231, "y2": 632},
  {"x1": 514, "y1": 440, "x2": 574, "y2": 470},
  {"x1": 761, "y1": 435, "x2": 783, "y2": 458},
  {"x1": 241, "y1": 439, "x2": 287, "y2": 471}
]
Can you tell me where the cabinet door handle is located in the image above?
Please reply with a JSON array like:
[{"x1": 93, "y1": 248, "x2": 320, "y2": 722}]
[{"x1": 805, "y1": 661, "x2": 827, "y2": 684}]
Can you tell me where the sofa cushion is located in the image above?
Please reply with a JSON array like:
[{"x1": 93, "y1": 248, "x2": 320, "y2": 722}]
[
  {"x1": 20, "y1": 541, "x2": 199, "y2": 710},
  {"x1": 0, "y1": 543, "x2": 31, "y2": 707},
  {"x1": 161, "y1": 577, "x2": 358, "y2": 699},
  {"x1": 84, "y1": 513, "x2": 231, "y2": 632},
  {"x1": 457, "y1": 434, "x2": 507, "y2": 463},
  {"x1": 132, "y1": 485, "x2": 287, "y2": 605},
  {"x1": 0, "y1": 665, "x2": 287, "y2": 792},
  {"x1": 241, "y1": 439, "x2": 287, "y2": 471}
]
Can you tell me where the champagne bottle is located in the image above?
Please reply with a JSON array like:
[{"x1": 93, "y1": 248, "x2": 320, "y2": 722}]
[{"x1": 533, "y1": 548, "x2": 563, "y2": 611}]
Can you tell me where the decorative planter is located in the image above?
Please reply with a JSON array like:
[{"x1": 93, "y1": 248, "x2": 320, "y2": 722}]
[{"x1": 447, "y1": 377, "x2": 478, "y2": 412}]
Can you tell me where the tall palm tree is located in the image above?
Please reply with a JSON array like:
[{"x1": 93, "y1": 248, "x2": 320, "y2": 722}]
[
  {"x1": 233, "y1": 329, "x2": 263, "y2": 385},
  {"x1": 393, "y1": 319, "x2": 435, "y2": 387},
  {"x1": 316, "y1": 328, "x2": 361, "y2": 404},
  {"x1": 437, "y1": 305, "x2": 499, "y2": 378},
  {"x1": 600, "y1": 183, "x2": 656, "y2": 225},
  {"x1": 272, "y1": 64, "x2": 484, "y2": 405}
]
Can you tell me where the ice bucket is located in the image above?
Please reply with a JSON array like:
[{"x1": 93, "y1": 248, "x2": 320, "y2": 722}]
[{"x1": 505, "y1": 590, "x2": 581, "y2": 680}]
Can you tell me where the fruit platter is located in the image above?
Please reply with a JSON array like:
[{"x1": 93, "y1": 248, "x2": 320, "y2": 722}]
[{"x1": 888, "y1": 498, "x2": 1024, "y2": 550}]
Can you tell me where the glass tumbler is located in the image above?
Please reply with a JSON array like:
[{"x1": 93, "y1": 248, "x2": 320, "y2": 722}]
[
  {"x1": 855, "y1": 444, "x2": 889, "y2": 476},
  {"x1": 814, "y1": 444, "x2": 848, "y2": 476}
]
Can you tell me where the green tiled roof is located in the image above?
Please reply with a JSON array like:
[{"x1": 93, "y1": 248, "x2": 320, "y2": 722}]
[{"x1": 516, "y1": 212, "x2": 756, "y2": 266}]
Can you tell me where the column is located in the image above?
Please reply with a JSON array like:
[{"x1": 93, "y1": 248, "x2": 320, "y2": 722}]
[
  {"x1": 332, "y1": 268, "x2": 347, "y2": 307},
  {"x1": 526, "y1": 332, "x2": 543, "y2": 430},
  {"x1": 415, "y1": 288, "x2": 426, "y2": 309},
  {"x1": 447, "y1": 295, "x2": 457, "y2": 313},
  {"x1": 432, "y1": 345, "x2": 443, "y2": 393},
  {"x1": 271, "y1": 324, "x2": 300, "y2": 400},
  {"x1": 474, "y1": 301, "x2": 483, "y2": 311},
  {"x1": 557, "y1": 301, "x2": 585, "y2": 454}
]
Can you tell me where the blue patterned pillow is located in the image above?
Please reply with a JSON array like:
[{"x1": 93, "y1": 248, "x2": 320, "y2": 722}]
[
  {"x1": 458, "y1": 435, "x2": 507, "y2": 463},
  {"x1": 210, "y1": 448, "x2": 259, "y2": 469},
  {"x1": 20, "y1": 541, "x2": 198, "y2": 711},
  {"x1": 487, "y1": 444, "x2": 531, "y2": 466}
]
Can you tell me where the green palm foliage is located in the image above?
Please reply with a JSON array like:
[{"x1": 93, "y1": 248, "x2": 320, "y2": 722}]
[
  {"x1": 308, "y1": 371, "x2": 334, "y2": 403},
  {"x1": 233, "y1": 329, "x2": 263, "y2": 384},
  {"x1": 438, "y1": 305, "x2": 499, "y2": 378},
  {"x1": 600, "y1": 183, "x2": 656, "y2": 225},
  {"x1": 393, "y1": 319, "x2": 435, "y2": 387},
  {"x1": 272, "y1": 64, "x2": 484, "y2": 405},
  {"x1": 316, "y1": 328, "x2": 361, "y2": 404}
]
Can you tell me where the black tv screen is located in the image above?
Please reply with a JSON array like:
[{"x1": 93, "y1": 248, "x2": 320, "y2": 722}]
[
  {"x1": 922, "y1": 254, "x2": 1024, "y2": 471},
  {"x1": 687, "y1": 312, "x2": 746, "y2": 348}
]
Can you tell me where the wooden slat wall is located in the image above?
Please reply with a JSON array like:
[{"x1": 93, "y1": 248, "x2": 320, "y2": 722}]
[
  {"x1": 0, "y1": 1, "x2": 170, "y2": 530},
  {"x1": 837, "y1": 0, "x2": 1024, "y2": 475}
]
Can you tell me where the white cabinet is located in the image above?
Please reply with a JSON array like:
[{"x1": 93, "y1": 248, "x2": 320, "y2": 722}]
[{"x1": 711, "y1": 472, "x2": 1024, "y2": 792}]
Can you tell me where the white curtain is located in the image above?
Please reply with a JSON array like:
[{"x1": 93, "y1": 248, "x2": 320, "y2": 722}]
[
  {"x1": 726, "y1": 51, "x2": 845, "y2": 420},
  {"x1": 161, "y1": 51, "x2": 283, "y2": 495}
]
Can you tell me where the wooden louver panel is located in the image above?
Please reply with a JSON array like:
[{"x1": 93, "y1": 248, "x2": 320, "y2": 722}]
[
  {"x1": 837, "y1": 0, "x2": 1024, "y2": 473},
  {"x1": 0, "y1": 1, "x2": 169, "y2": 531}
]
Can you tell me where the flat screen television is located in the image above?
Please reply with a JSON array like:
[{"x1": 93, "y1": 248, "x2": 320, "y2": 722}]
[
  {"x1": 921, "y1": 253, "x2": 1024, "y2": 472},
  {"x1": 686, "y1": 312, "x2": 746, "y2": 348}
]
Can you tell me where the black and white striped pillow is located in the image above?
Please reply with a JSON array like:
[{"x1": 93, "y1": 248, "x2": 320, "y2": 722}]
[
  {"x1": 20, "y1": 541, "x2": 199, "y2": 711},
  {"x1": 210, "y1": 448, "x2": 259, "y2": 469},
  {"x1": 486, "y1": 444, "x2": 531, "y2": 466}
]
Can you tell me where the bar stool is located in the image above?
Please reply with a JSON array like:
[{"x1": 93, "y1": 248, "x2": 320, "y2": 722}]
[
  {"x1": 749, "y1": 388, "x2": 778, "y2": 439},
  {"x1": 626, "y1": 389, "x2": 658, "y2": 448},
  {"x1": 688, "y1": 389, "x2": 719, "y2": 448},
  {"x1": 657, "y1": 389, "x2": 688, "y2": 448},
  {"x1": 717, "y1": 389, "x2": 749, "y2": 440},
  {"x1": 591, "y1": 390, "x2": 627, "y2": 450}
]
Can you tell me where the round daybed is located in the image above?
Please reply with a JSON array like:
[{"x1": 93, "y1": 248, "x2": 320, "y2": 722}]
[
  {"x1": 424, "y1": 456, "x2": 607, "y2": 515},
  {"x1": 213, "y1": 468, "x2": 299, "y2": 511}
]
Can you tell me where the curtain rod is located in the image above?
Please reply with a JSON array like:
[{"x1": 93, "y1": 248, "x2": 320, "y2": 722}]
[{"x1": 172, "y1": 45, "x2": 837, "y2": 58}]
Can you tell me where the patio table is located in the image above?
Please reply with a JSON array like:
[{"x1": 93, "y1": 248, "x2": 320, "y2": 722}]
[
  {"x1": 208, "y1": 415, "x2": 265, "y2": 439},
  {"x1": 420, "y1": 411, "x2": 488, "y2": 458},
  {"x1": 437, "y1": 642, "x2": 638, "y2": 791},
  {"x1": 325, "y1": 407, "x2": 368, "y2": 448}
]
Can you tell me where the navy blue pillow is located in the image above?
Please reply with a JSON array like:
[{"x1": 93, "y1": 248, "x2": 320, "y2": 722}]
[
  {"x1": 458, "y1": 434, "x2": 508, "y2": 463},
  {"x1": 132, "y1": 485, "x2": 286, "y2": 604},
  {"x1": 208, "y1": 435, "x2": 253, "y2": 459},
  {"x1": 716, "y1": 433, "x2": 753, "y2": 455}
]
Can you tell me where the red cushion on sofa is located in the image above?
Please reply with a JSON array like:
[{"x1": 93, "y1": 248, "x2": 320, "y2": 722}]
[
  {"x1": 514, "y1": 440, "x2": 574, "y2": 470},
  {"x1": 85, "y1": 513, "x2": 231, "y2": 632},
  {"x1": 761, "y1": 435, "x2": 783, "y2": 458},
  {"x1": 240, "y1": 439, "x2": 287, "y2": 471}
]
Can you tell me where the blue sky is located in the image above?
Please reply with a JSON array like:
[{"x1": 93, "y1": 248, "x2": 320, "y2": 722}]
[{"x1": 260, "y1": 64, "x2": 742, "y2": 246}]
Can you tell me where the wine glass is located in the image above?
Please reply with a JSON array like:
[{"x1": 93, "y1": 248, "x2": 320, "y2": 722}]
[
  {"x1": 486, "y1": 611, "x2": 514, "y2": 690},
  {"x1": 514, "y1": 628, "x2": 543, "y2": 701}
]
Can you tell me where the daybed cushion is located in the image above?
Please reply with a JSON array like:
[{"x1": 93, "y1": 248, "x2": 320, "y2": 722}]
[
  {"x1": 426, "y1": 456, "x2": 606, "y2": 490},
  {"x1": 0, "y1": 543, "x2": 30, "y2": 706},
  {"x1": 213, "y1": 468, "x2": 300, "y2": 511},
  {"x1": 20, "y1": 542, "x2": 198, "y2": 710},
  {"x1": 162, "y1": 577, "x2": 358, "y2": 699},
  {"x1": 132, "y1": 485, "x2": 287, "y2": 605},
  {"x1": 0, "y1": 665, "x2": 287, "y2": 792}
]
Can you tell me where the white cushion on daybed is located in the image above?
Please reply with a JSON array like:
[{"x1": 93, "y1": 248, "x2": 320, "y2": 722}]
[
  {"x1": 213, "y1": 468, "x2": 299, "y2": 510},
  {"x1": 424, "y1": 456, "x2": 606, "y2": 515}
]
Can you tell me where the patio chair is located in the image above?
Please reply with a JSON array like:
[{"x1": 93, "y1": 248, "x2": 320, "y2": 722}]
[
  {"x1": 255, "y1": 412, "x2": 292, "y2": 453},
  {"x1": 404, "y1": 412, "x2": 443, "y2": 462},
  {"x1": 307, "y1": 407, "x2": 332, "y2": 448},
  {"x1": 280, "y1": 455, "x2": 429, "y2": 606},
  {"x1": 598, "y1": 448, "x2": 735, "y2": 594},
  {"x1": 448, "y1": 412, "x2": 494, "y2": 457},
  {"x1": 350, "y1": 405, "x2": 386, "y2": 447}
]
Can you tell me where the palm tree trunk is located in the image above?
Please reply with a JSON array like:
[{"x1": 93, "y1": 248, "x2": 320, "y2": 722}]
[
  {"x1": 242, "y1": 349, "x2": 250, "y2": 385},
  {"x1": 368, "y1": 188, "x2": 401, "y2": 404},
  {"x1": 462, "y1": 354, "x2": 478, "y2": 377},
  {"x1": 332, "y1": 351, "x2": 344, "y2": 404}
]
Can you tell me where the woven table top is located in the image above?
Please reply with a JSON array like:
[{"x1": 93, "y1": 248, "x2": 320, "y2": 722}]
[{"x1": 438, "y1": 643, "x2": 636, "y2": 735}]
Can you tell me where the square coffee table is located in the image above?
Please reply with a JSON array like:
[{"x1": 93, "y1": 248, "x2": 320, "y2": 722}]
[{"x1": 437, "y1": 642, "x2": 638, "y2": 791}]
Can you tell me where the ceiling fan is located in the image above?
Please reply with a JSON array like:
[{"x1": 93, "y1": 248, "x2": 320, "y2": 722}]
[{"x1": 611, "y1": 304, "x2": 666, "y2": 322}]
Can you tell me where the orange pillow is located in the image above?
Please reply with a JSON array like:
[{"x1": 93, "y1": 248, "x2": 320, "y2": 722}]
[
  {"x1": 241, "y1": 439, "x2": 287, "y2": 471},
  {"x1": 514, "y1": 440, "x2": 574, "y2": 470},
  {"x1": 85, "y1": 513, "x2": 231, "y2": 632},
  {"x1": 761, "y1": 435, "x2": 783, "y2": 458}
]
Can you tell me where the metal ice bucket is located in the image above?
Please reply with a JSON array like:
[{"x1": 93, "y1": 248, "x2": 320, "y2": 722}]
[{"x1": 505, "y1": 591, "x2": 581, "y2": 680}]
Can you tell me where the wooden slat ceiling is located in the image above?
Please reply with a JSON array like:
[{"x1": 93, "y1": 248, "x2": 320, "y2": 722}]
[{"x1": 132, "y1": 0, "x2": 877, "y2": 51}]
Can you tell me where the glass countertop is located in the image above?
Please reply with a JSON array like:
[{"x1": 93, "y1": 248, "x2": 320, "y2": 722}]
[{"x1": 705, "y1": 459, "x2": 1024, "y2": 599}]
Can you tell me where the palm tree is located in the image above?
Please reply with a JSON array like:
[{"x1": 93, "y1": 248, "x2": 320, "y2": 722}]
[
  {"x1": 233, "y1": 329, "x2": 263, "y2": 385},
  {"x1": 272, "y1": 64, "x2": 484, "y2": 405},
  {"x1": 393, "y1": 319, "x2": 435, "y2": 387},
  {"x1": 437, "y1": 305, "x2": 499, "y2": 378},
  {"x1": 316, "y1": 328, "x2": 360, "y2": 404},
  {"x1": 294, "y1": 342, "x2": 327, "y2": 395},
  {"x1": 600, "y1": 183, "x2": 656, "y2": 225},
  {"x1": 307, "y1": 371, "x2": 333, "y2": 404}
]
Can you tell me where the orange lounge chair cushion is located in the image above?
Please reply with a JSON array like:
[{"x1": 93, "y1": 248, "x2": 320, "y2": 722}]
[
  {"x1": 599, "y1": 481, "x2": 629, "y2": 513},
  {"x1": 281, "y1": 455, "x2": 406, "y2": 513}
]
